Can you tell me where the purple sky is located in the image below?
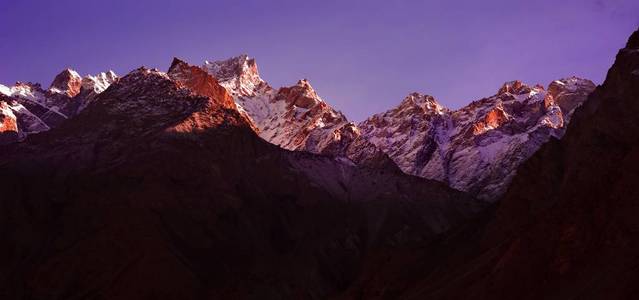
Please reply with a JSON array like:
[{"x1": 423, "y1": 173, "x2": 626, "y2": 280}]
[{"x1": 1, "y1": 0, "x2": 638, "y2": 121}]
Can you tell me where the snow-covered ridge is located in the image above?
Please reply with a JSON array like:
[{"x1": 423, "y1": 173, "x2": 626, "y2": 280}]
[
  {"x1": 202, "y1": 56, "x2": 347, "y2": 149},
  {"x1": 0, "y1": 68, "x2": 118, "y2": 143},
  {"x1": 359, "y1": 78, "x2": 596, "y2": 201},
  {"x1": 82, "y1": 70, "x2": 118, "y2": 94},
  {"x1": 0, "y1": 82, "x2": 45, "y2": 102},
  {"x1": 199, "y1": 55, "x2": 392, "y2": 167},
  {"x1": 196, "y1": 55, "x2": 597, "y2": 194}
]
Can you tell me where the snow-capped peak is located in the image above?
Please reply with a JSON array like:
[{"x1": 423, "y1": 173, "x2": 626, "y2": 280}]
[
  {"x1": 203, "y1": 54, "x2": 256, "y2": 81},
  {"x1": 294, "y1": 79, "x2": 325, "y2": 102},
  {"x1": 276, "y1": 79, "x2": 328, "y2": 109},
  {"x1": 81, "y1": 70, "x2": 118, "y2": 94},
  {"x1": 202, "y1": 54, "x2": 266, "y2": 97},
  {"x1": 49, "y1": 68, "x2": 83, "y2": 97},
  {"x1": 400, "y1": 92, "x2": 447, "y2": 114},
  {"x1": 497, "y1": 80, "x2": 533, "y2": 95},
  {"x1": 199, "y1": 55, "x2": 379, "y2": 164}
]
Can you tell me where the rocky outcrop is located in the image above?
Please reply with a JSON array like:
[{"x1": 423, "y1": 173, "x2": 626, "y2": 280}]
[
  {"x1": 547, "y1": 76, "x2": 598, "y2": 121},
  {"x1": 167, "y1": 58, "x2": 256, "y2": 131},
  {"x1": 0, "y1": 101, "x2": 19, "y2": 144},
  {"x1": 169, "y1": 58, "x2": 236, "y2": 110}
]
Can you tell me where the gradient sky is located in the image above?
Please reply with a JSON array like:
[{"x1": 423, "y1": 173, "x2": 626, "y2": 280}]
[{"x1": 1, "y1": 0, "x2": 638, "y2": 121}]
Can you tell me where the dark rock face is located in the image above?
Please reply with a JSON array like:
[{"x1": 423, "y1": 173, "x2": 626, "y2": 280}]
[
  {"x1": 0, "y1": 65, "x2": 481, "y2": 299},
  {"x1": 469, "y1": 28, "x2": 639, "y2": 300},
  {"x1": 341, "y1": 29, "x2": 639, "y2": 300},
  {"x1": 168, "y1": 57, "x2": 237, "y2": 111}
]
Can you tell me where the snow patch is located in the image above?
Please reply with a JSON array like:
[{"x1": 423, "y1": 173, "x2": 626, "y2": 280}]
[{"x1": 0, "y1": 84, "x2": 12, "y2": 96}]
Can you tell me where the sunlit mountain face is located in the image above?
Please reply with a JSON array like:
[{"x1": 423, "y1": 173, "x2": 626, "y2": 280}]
[{"x1": 1, "y1": 1, "x2": 638, "y2": 299}]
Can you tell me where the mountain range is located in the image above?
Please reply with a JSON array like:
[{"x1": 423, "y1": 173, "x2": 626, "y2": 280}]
[
  {"x1": 0, "y1": 53, "x2": 595, "y2": 201},
  {"x1": 0, "y1": 27, "x2": 636, "y2": 300}
]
